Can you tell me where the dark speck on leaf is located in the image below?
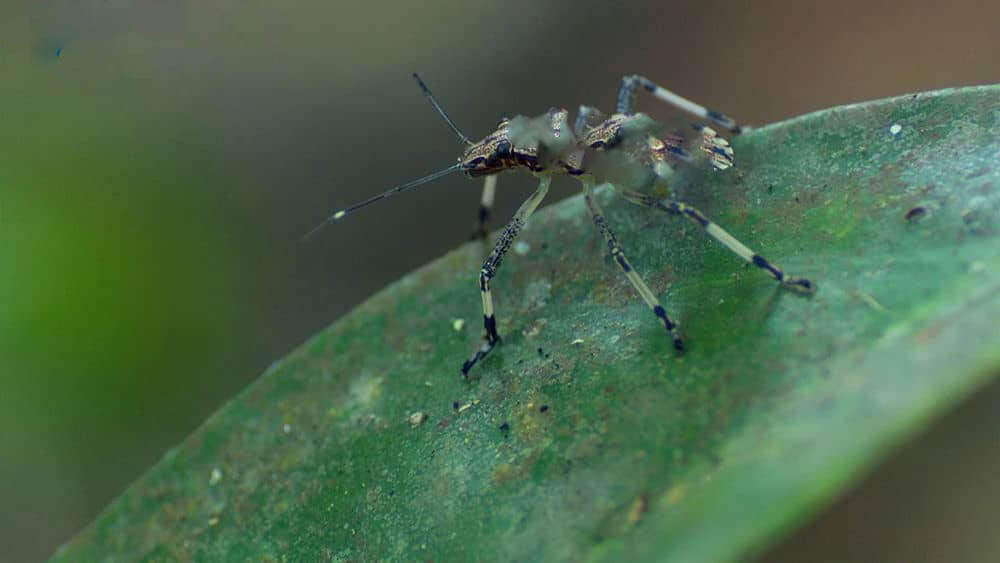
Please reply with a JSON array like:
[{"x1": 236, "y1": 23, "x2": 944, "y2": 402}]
[
  {"x1": 452, "y1": 401, "x2": 459, "y2": 410},
  {"x1": 905, "y1": 206, "x2": 927, "y2": 221},
  {"x1": 499, "y1": 422, "x2": 510, "y2": 432},
  {"x1": 540, "y1": 405, "x2": 549, "y2": 413},
  {"x1": 537, "y1": 347, "x2": 544, "y2": 356}
]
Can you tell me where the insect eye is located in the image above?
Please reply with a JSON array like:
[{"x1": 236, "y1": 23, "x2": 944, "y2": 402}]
[
  {"x1": 495, "y1": 140, "x2": 511, "y2": 155},
  {"x1": 468, "y1": 156, "x2": 486, "y2": 167}
]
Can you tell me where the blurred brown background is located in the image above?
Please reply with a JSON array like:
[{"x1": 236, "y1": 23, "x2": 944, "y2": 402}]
[{"x1": 1, "y1": 1, "x2": 998, "y2": 561}]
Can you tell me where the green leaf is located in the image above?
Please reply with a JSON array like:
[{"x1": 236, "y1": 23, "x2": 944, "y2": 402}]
[{"x1": 53, "y1": 86, "x2": 1000, "y2": 562}]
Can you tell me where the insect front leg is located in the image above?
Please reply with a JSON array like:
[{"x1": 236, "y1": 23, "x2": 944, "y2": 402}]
[
  {"x1": 461, "y1": 176, "x2": 552, "y2": 377},
  {"x1": 584, "y1": 182, "x2": 685, "y2": 351},
  {"x1": 474, "y1": 175, "x2": 498, "y2": 241},
  {"x1": 619, "y1": 189, "x2": 815, "y2": 292},
  {"x1": 617, "y1": 75, "x2": 744, "y2": 134}
]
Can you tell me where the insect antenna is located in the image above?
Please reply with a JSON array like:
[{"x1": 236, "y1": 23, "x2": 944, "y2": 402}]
[
  {"x1": 302, "y1": 163, "x2": 463, "y2": 241},
  {"x1": 412, "y1": 73, "x2": 473, "y2": 146}
]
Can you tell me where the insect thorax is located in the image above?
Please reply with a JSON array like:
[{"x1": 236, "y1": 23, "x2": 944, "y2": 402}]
[
  {"x1": 461, "y1": 108, "x2": 586, "y2": 178},
  {"x1": 460, "y1": 118, "x2": 541, "y2": 178}
]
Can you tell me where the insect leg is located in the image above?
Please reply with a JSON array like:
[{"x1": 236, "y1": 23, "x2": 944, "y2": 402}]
[
  {"x1": 619, "y1": 189, "x2": 815, "y2": 292},
  {"x1": 462, "y1": 176, "x2": 552, "y2": 377},
  {"x1": 584, "y1": 182, "x2": 685, "y2": 351},
  {"x1": 574, "y1": 105, "x2": 601, "y2": 137},
  {"x1": 475, "y1": 175, "x2": 498, "y2": 240},
  {"x1": 617, "y1": 75, "x2": 743, "y2": 134},
  {"x1": 691, "y1": 124, "x2": 735, "y2": 170}
]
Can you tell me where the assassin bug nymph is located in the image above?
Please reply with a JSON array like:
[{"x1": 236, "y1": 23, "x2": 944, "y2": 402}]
[{"x1": 306, "y1": 74, "x2": 815, "y2": 378}]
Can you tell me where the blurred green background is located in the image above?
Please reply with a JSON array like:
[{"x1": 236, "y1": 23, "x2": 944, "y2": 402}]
[{"x1": 1, "y1": 1, "x2": 998, "y2": 561}]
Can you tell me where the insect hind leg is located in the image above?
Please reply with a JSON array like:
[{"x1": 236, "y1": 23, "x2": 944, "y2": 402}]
[
  {"x1": 617, "y1": 75, "x2": 743, "y2": 134},
  {"x1": 619, "y1": 189, "x2": 815, "y2": 292}
]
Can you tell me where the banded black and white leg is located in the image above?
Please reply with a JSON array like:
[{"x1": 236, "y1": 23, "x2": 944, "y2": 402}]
[
  {"x1": 619, "y1": 188, "x2": 815, "y2": 292},
  {"x1": 618, "y1": 75, "x2": 738, "y2": 170},
  {"x1": 462, "y1": 176, "x2": 552, "y2": 376},
  {"x1": 584, "y1": 181, "x2": 685, "y2": 351},
  {"x1": 617, "y1": 74, "x2": 744, "y2": 134},
  {"x1": 474, "y1": 175, "x2": 498, "y2": 240}
]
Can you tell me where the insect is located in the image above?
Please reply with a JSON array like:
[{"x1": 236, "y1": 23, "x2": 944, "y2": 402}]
[{"x1": 307, "y1": 74, "x2": 816, "y2": 377}]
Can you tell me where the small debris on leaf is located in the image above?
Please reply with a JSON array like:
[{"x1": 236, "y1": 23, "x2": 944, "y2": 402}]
[
  {"x1": 571, "y1": 338, "x2": 584, "y2": 345},
  {"x1": 889, "y1": 123, "x2": 902, "y2": 136},
  {"x1": 905, "y1": 206, "x2": 927, "y2": 221},
  {"x1": 522, "y1": 317, "x2": 547, "y2": 337},
  {"x1": 854, "y1": 290, "x2": 887, "y2": 312},
  {"x1": 209, "y1": 468, "x2": 222, "y2": 486},
  {"x1": 457, "y1": 399, "x2": 480, "y2": 414},
  {"x1": 626, "y1": 492, "x2": 649, "y2": 525},
  {"x1": 451, "y1": 318, "x2": 465, "y2": 331},
  {"x1": 665, "y1": 484, "x2": 686, "y2": 505},
  {"x1": 408, "y1": 412, "x2": 429, "y2": 427}
]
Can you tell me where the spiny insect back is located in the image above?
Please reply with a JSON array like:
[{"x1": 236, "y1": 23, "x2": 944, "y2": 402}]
[{"x1": 305, "y1": 74, "x2": 815, "y2": 379}]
